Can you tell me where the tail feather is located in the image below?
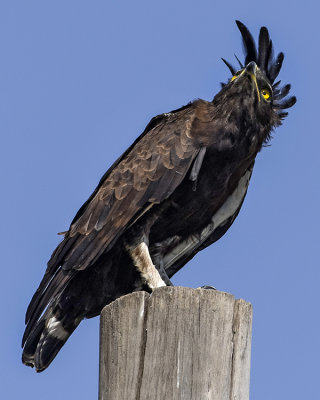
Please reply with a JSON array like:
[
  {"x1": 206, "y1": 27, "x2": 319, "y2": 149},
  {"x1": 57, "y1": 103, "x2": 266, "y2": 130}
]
[
  {"x1": 22, "y1": 319, "x2": 46, "y2": 367},
  {"x1": 22, "y1": 309, "x2": 81, "y2": 372},
  {"x1": 25, "y1": 269, "x2": 73, "y2": 330}
]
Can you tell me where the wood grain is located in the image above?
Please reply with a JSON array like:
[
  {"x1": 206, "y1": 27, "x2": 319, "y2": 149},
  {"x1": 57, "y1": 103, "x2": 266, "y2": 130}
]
[{"x1": 99, "y1": 287, "x2": 252, "y2": 400}]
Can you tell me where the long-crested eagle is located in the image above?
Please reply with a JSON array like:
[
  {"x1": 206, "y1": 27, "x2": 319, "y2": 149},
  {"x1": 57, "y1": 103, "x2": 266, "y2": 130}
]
[{"x1": 22, "y1": 21, "x2": 296, "y2": 371}]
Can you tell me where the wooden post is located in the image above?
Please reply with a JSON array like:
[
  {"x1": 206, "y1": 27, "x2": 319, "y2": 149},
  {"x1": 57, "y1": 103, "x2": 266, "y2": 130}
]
[{"x1": 99, "y1": 287, "x2": 252, "y2": 400}]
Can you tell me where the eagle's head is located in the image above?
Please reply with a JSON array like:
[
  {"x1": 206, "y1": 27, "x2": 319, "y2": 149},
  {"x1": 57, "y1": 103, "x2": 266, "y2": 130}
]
[{"x1": 213, "y1": 20, "x2": 296, "y2": 146}]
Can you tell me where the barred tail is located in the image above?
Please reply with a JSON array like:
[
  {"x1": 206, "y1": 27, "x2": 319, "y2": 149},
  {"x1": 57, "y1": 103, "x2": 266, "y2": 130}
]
[{"x1": 22, "y1": 308, "x2": 81, "y2": 372}]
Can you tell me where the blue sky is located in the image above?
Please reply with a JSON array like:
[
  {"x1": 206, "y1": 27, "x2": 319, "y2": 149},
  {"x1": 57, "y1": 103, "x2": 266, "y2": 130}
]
[{"x1": 1, "y1": 1, "x2": 318, "y2": 399}]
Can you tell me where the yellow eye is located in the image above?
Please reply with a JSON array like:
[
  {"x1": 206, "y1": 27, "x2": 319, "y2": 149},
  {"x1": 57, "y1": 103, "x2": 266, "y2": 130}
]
[
  {"x1": 261, "y1": 88, "x2": 271, "y2": 100},
  {"x1": 231, "y1": 75, "x2": 237, "y2": 81}
]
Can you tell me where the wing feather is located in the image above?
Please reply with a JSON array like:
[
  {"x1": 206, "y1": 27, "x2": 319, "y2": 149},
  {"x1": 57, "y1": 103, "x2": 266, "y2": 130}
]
[{"x1": 25, "y1": 101, "x2": 213, "y2": 328}]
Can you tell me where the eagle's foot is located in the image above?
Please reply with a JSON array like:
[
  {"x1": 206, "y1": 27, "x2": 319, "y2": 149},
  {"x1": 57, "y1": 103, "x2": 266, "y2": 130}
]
[{"x1": 199, "y1": 285, "x2": 216, "y2": 290}]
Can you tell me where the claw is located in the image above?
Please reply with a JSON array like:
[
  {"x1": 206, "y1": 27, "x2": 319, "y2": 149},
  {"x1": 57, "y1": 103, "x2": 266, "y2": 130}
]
[{"x1": 198, "y1": 285, "x2": 216, "y2": 290}]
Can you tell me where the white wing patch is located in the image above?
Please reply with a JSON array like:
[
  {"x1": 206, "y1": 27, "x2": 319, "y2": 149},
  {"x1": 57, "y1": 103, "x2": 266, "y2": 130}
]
[{"x1": 163, "y1": 167, "x2": 253, "y2": 269}]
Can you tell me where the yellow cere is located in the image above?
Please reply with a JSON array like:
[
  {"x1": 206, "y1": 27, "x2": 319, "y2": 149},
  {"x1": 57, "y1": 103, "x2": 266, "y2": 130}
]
[
  {"x1": 261, "y1": 88, "x2": 271, "y2": 100},
  {"x1": 230, "y1": 69, "x2": 244, "y2": 82}
]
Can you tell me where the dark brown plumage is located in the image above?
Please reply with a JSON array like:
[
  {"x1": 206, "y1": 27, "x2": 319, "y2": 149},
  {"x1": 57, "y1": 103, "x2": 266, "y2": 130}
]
[{"x1": 22, "y1": 21, "x2": 296, "y2": 372}]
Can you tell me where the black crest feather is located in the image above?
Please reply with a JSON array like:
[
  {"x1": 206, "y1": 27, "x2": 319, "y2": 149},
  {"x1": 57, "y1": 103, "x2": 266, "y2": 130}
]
[
  {"x1": 236, "y1": 20, "x2": 257, "y2": 65},
  {"x1": 234, "y1": 54, "x2": 243, "y2": 68},
  {"x1": 222, "y1": 21, "x2": 296, "y2": 114},
  {"x1": 221, "y1": 58, "x2": 236, "y2": 75},
  {"x1": 258, "y1": 27, "x2": 271, "y2": 72},
  {"x1": 269, "y1": 52, "x2": 284, "y2": 83}
]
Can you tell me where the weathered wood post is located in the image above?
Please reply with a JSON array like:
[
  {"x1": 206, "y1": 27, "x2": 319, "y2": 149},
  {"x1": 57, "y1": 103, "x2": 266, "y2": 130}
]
[{"x1": 99, "y1": 287, "x2": 252, "y2": 400}]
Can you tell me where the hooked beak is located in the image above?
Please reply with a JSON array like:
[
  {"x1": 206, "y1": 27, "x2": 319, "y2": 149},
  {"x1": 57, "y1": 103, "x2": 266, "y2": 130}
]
[{"x1": 245, "y1": 61, "x2": 260, "y2": 102}]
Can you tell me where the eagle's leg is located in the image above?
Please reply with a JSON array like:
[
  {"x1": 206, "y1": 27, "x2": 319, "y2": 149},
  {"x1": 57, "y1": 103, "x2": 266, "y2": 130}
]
[
  {"x1": 127, "y1": 242, "x2": 167, "y2": 289},
  {"x1": 125, "y1": 203, "x2": 174, "y2": 289}
]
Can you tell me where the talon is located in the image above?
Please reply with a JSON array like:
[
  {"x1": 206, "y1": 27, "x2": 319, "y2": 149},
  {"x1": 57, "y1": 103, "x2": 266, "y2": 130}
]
[{"x1": 199, "y1": 285, "x2": 216, "y2": 290}]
